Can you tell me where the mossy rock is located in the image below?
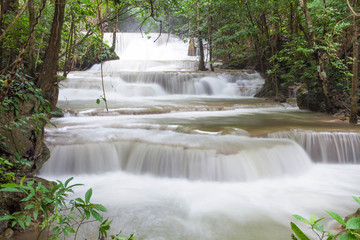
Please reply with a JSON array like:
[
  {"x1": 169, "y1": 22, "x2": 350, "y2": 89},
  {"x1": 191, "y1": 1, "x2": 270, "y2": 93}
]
[{"x1": 0, "y1": 94, "x2": 50, "y2": 175}]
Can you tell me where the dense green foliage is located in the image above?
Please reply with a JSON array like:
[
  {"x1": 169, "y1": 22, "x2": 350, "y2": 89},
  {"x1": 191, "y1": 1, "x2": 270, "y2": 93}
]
[
  {"x1": 291, "y1": 196, "x2": 360, "y2": 239},
  {"x1": 0, "y1": 177, "x2": 135, "y2": 239}
]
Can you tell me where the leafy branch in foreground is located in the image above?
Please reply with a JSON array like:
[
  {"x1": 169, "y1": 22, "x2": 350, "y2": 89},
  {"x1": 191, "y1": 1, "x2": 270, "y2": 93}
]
[
  {"x1": 291, "y1": 196, "x2": 360, "y2": 240},
  {"x1": 0, "y1": 177, "x2": 135, "y2": 240}
]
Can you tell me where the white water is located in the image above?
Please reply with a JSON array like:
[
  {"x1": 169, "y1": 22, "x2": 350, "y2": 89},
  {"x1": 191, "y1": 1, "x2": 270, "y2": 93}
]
[
  {"x1": 42, "y1": 128, "x2": 312, "y2": 181},
  {"x1": 40, "y1": 32, "x2": 360, "y2": 240},
  {"x1": 269, "y1": 130, "x2": 360, "y2": 163}
]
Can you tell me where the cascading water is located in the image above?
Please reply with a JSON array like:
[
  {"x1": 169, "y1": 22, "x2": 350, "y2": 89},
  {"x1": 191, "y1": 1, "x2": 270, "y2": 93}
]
[
  {"x1": 269, "y1": 130, "x2": 360, "y2": 163},
  {"x1": 40, "y1": 32, "x2": 360, "y2": 240},
  {"x1": 42, "y1": 128, "x2": 312, "y2": 181}
]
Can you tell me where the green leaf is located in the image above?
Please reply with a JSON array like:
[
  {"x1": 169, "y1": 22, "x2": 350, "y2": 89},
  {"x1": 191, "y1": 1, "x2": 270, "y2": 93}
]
[
  {"x1": 18, "y1": 220, "x2": 25, "y2": 230},
  {"x1": 352, "y1": 196, "x2": 360, "y2": 205},
  {"x1": 93, "y1": 204, "x2": 107, "y2": 212},
  {"x1": 346, "y1": 217, "x2": 360, "y2": 230},
  {"x1": 20, "y1": 176, "x2": 26, "y2": 186},
  {"x1": 65, "y1": 226, "x2": 76, "y2": 234},
  {"x1": 326, "y1": 211, "x2": 346, "y2": 226},
  {"x1": 24, "y1": 203, "x2": 36, "y2": 210},
  {"x1": 85, "y1": 188, "x2": 92, "y2": 203},
  {"x1": 339, "y1": 233, "x2": 357, "y2": 240},
  {"x1": 96, "y1": 98, "x2": 101, "y2": 104},
  {"x1": 64, "y1": 177, "x2": 74, "y2": 187},
  {"x1": 68, "y1": 183, "x2": 83, "y2": 188},
  {"x1": 313, "y1": 223, "x2": 324, "y2": 232},
  {"x1": 84, "y1": 209, "x2": 90, "y2": 219},
  {"x1": 0, "y1": 187, "x2": 22, "y2": 192},
  {"x1": 102, "y1": 218, "x2": 112, "y2": 225},
  {"x1": 0, "y1": 215, "x2": 15, "y2": 221},
  {"x1": 51, "y1": 184, "x2": 61, "y2": 193},
  {"x1": 22, "y1": 192, "x2": 36, "y2": 202},
  {"x1": 290, "y1": 222, "x2": 311, "y2": 240},
  {"x1": 1, "y1": 183, "x2": 20, "y2": 188},
  {"x1": 314, "y1": 217, "x2": 324, "y2": 224},
  {"x1": 309, "y1": 214, "x2": 316, "y2": 225},
  {"x1": 293, "y1": 215, "x2": 310, "y2": 224},
  {"x1": 33, "y1": 208, "x2": 39, "y2": 220},
  {"x1": 90, "y1": 209, "x2": 102, "y2": 222},
  {"x1": 75, "y1": 197, "x2": 85, "y2": 204},
  {"x1": 25, "y1": 215, "x2": 31, "y2": 226},
  {"x1": 102, "y1": 224, "x2": 110, "y2": 231}
]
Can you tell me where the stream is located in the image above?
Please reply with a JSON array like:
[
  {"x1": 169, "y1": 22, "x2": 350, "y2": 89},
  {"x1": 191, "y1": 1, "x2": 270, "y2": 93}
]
[{"x1": 39, "y1": 32, "x2": 360, "y2": 240}]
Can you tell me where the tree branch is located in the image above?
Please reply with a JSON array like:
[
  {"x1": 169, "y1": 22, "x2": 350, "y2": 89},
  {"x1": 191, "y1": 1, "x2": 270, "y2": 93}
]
[
  {"x1": 347, "y1": 0, "x2": 360, "y2": 17},
  {"x1": 136, "y1": 0, "x2": 163, "y2": 42},
  {"x1": 0, "y1": 0, "x2": 29, "y2": 42}
]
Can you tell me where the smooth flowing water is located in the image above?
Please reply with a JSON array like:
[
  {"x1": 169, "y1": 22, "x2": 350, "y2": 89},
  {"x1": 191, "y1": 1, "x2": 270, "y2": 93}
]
[{"x1": 40, "y1": 33, "x2": 360, "y2": 240}]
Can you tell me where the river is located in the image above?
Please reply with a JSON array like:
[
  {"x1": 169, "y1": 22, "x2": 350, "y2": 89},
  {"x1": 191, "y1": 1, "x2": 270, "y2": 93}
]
[{"x1": 39, "y1": 32, "x2": 360, "y2": 240}]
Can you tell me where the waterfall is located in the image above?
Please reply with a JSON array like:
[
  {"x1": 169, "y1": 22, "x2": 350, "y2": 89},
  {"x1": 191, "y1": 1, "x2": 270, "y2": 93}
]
[
  {"x1": 39, "y1": 32, "x2": 360, "y2": 240},
  {"x1": 41, "y1": 130, "x2": 312, "y2": 181},
  {"x1": 59, "y1": 71, "x2": 264, "y2": 100},
  {"x1": 58, "y1": 32, "x2": 265, "y2": 99},
  {"x1": 268, "y1": 130, "x2": 360, "y2": 163}
]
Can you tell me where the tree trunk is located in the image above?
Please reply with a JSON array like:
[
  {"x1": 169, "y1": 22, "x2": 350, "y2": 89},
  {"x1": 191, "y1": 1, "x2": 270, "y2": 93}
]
[
  {"x1": 28, "y1": 0, "x2": 35, "y2": 75},
  {"x1": 299, "y1": 0, "x2": 333, "y2": 112},
  {"x1": 111, "y1": 26, "x2": 116, "y2": 52},
  {"x1": 37, "y1": 0, "x2": 66, "y2": 110},
  {"x1": 188, "y1": 36, "x2": 196, "y2": 56},
  {"x1": 207, "y1": 0, "x2": 214, "y2": 71},
  {"x1": 350, "y1": 9, "x2": 359, "y2": 124},
  {"x1": 196, "y1": 0, "x2": 206, "y2": 71},
  {"x1": 110, "y1": 7, "x2": 118, "y2": 53},
  {"x1": 198, "y1": 37, "x2": 206, "y2": 71},
  {"x1": 299, "y1": 0, "x2": 315, "y2": 40}
]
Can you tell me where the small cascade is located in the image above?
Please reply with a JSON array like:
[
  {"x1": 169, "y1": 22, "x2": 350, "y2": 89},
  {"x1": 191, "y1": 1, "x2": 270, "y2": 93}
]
[
  {"x1": 88, "y1": 59, "x2": 199, "y2": 72},
  {"x1": 41, "y1": 130, "x2": 312, "y2": 181},
  {"x1": 59, "y1": 70, "x2": 264, "y2": 100},
  {"x1": 268, "y1": 130, "x2": 360, "y2": 163}
]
